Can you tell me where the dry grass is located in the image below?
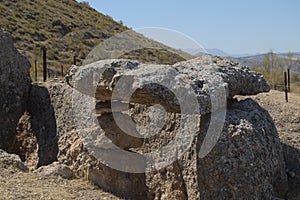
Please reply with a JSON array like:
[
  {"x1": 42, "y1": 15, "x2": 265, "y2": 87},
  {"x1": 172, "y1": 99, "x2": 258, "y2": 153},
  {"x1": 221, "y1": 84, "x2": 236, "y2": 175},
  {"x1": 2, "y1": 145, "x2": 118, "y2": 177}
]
[
  {"x1": 0, "y1": 0, "x2": 193, "y2": 79},
  {"x1": 0, "y1": 168, "x2": 122, "y2": 200}
]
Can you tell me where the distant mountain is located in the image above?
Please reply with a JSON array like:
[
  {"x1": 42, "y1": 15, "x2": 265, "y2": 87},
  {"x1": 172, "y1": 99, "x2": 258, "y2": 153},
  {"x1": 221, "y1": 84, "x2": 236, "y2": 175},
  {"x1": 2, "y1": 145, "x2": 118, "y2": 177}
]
[
  {"x1": 233, "y1": 52, "x2": 300, "y2": 74},
  {"x1": 205, "y1": 48, "x2": 230, "y2": 57},
  {"x1": 234, "y1": 54, "x2": 266, "y2": 68},
  {"x1": 194, "y1": 48, "x2": 253, "y2": 58}
]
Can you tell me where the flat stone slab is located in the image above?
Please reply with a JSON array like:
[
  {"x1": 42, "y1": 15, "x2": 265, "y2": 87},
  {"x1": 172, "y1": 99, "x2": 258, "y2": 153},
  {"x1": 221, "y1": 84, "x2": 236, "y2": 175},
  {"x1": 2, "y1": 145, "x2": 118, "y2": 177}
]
[{"x1": 74, "y1": 56, "x2": 269, "y2": 115}]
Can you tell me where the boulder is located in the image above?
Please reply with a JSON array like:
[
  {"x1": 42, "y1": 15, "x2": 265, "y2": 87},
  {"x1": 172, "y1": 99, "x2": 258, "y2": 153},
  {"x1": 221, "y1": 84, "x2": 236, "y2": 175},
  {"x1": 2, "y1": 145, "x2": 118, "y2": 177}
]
[
  {"x1": 197, "y1": 99, "x2": 288, "y2": 199},
  {"x1": 26, "y1": 57, "x2": 286, "y2": 199},
  {"x1": 34, "y1": 161, "x2": 73, "y2": 179},
  {"x1": 130, "y1": 99, "x2": 287, "y2": 199},
  {"x1": 48, "y1": 83, "x2": 149, "y2": 200},
  {"x1": 74, "y1": 57, "x2": 270, "y2": 114},
  {"x1": 0, "y1": 31, "x2": 31, "y2": 151},
  {"x1": 0, "y1": 149, "x2": 28, "y2": 172}
]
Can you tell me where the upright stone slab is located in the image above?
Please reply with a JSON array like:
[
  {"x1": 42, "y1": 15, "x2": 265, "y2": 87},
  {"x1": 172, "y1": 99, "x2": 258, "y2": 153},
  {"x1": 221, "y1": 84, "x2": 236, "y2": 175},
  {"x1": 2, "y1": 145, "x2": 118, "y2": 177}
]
[{"x1": 0, "y1": 31, "x2": 31, "y2": 151}]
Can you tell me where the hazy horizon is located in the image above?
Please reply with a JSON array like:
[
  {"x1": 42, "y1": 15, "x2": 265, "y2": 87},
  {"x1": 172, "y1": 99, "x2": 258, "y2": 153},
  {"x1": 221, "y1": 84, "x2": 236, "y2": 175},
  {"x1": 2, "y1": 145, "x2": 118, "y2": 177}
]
[{"x1": 78, "y1": 0, "x2": 300, "y2": 55}]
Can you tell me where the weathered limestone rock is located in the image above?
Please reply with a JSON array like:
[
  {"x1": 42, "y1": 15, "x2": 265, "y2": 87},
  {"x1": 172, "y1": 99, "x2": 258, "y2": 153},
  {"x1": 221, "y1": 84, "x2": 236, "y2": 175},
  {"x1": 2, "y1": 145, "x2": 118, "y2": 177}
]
[
  {"x1": 48, "y1": 83, "x2": 149, "y2": 200},
  {"x1": 131, "y1": 100, "x2": 287, "y2": 199},
  {"x1": 197, "y1": 99, "x2": 288, "y2": 199},
  {"x1": 0, "y1": 149, "x2": 28, "y2": 172},
  {"x1": 25, "y1": 57, "x2": 286, "y2": 199},
  {"x1": 0, "y1": 31, "x2": 31, "y2": 151},
  {"x1": 74, "y1": 57, "x2": 270, "y2": 114},
  {"x1": 9, "y1": 84, "x2": 59, "y2": 170},
  {"x1": 146, "y1": 162, "x2": 188, "y2": 200},
  {"x1": 174, "y1": 56, "x2": 271, "y2": 97},
  {"x1": 34, "y1": 161, "x2": 73, "y2": 179}
]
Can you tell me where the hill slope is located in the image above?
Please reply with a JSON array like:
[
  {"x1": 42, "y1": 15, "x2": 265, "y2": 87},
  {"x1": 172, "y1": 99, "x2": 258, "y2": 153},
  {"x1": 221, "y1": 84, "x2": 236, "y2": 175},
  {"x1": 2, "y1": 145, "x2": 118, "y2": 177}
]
[
  {"x1": 0, "y1": 0, "x2": 191, "y2": 73},
  {"x1": 233, "y1": 53, "x2": 300, "y2": 93}
]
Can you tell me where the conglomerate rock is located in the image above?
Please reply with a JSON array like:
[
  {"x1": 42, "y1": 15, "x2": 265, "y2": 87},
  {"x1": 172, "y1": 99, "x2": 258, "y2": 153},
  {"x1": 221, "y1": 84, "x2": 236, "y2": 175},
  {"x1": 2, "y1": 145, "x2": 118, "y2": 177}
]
[
  {"x1": 2, "y1": 56, "x2": 287, "y2": 199},
  {"x1": 0, "y1": 149, "x2": 28, "y2": 172},
  {"x1": 34, "y1": 161, "x2": 74, "y2": 179},
  {"x1": 43, "y1": 58, "x2": 286, "y2": 199},
  {"x1": 75, "y1": 57, "x2": 270, "y2": 114},
  {"x1": 197, "y1": 99, "x2": 288, "y2": 199}
]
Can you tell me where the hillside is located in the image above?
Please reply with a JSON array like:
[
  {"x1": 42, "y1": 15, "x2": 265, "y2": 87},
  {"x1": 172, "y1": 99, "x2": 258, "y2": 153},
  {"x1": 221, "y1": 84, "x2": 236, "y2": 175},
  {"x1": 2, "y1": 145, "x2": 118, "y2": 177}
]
[
  {"x1": 0, "y1": 0, "x2": 191, "y2": 75},
  {"x1": 234, "y1": 53, "x2": 300, "y2": 73},
  {"x1": 233, "y1": 53, "x2": 300, "y2": 93}
]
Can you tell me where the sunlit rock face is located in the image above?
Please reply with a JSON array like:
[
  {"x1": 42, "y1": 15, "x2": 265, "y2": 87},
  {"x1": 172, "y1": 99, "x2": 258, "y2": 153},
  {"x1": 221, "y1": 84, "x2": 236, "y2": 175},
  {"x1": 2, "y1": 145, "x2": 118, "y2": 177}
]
[{"x1": 14, "y1": 56, "x2": 285, "y2": 199}]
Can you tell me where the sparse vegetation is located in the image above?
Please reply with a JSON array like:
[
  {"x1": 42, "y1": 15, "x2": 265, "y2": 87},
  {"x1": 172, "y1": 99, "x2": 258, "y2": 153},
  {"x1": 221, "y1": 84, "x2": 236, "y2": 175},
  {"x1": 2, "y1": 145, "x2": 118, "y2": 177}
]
[
  {"x1": 252, "y1": 51, "x2": 300, "y2": 93},
  {"x1": 119, "y1": 48, "x2": 186, "y2": 65},
  {"x1": 0, "y1": 0, "x2": 191, "y2": 80}
]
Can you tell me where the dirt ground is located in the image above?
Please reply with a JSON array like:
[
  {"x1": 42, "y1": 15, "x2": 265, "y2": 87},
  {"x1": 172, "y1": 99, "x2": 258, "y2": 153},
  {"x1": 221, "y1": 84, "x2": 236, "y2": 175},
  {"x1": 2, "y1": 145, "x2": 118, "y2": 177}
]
[{"x1": 0, "y1": 167, "x2": 122, "y2": 200}]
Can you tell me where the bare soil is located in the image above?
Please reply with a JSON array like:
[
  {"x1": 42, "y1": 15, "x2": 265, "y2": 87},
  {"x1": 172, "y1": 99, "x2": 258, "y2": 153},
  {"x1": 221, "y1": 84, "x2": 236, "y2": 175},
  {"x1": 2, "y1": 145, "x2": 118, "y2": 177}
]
[{"x1": 0, "y1": 168, "x2": 122, "y2": 200}]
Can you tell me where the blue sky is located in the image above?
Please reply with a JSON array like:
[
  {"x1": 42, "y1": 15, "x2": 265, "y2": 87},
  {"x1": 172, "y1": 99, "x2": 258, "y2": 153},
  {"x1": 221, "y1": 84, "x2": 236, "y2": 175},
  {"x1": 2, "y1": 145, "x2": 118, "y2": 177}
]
[{"x1": 80, "y1": 0, "x2": 300, "y2": 55}]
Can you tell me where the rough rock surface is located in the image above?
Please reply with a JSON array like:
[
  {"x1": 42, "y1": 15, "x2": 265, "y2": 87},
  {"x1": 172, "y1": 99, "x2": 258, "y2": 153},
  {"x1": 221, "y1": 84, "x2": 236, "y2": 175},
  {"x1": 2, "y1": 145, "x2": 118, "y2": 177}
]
[
  {"x1": 75, "y1": 57, "x2": 270, "y2": 114},
  {"x1": 0, "y1": 31, "x2": 31, "y2": 151},
  {"x1": 28, "y1": 84, "x2": 58, "y2": 167},
  {"x1": 34, "y1": 161, "x2": 74, "y2": 179},
  {"x1": 238, "y1": 90, "x2": 300, "y2": 200},
  {"x1": 11, "y1": 84, "x2": 59, "y2": 169},
  {"x1": 174, "y1": 57, "x2": 271, "y2": 97},
  {"x1": 197, "y1": 99, "x2": 288, "y2": 199},
  {"x1": 0, "y1": 149, "x2": 28, "y2": 172},
  {"x1": 10, "y1": 57, "x2": 288, "y2": 199},
  {"x1": 48, "y1": 83, "x2": 150, "y2": 200},
  {"x1": 13, "y1": 112, "x2": 39, "y2": 170},
  {"x1": 131, "y1": 100, "x2": 288, "y2": 199},
  {"x1": 42, "y1": 58, "x2": 285, "y2": 199}
]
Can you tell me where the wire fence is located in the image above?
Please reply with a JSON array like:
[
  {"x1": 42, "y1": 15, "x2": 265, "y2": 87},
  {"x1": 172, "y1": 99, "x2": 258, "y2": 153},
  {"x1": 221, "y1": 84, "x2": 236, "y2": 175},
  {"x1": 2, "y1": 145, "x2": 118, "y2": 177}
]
[
  {"x1": 31, "y1": 48, "x2": 300, "y2": 103},
  {"x1": 30, "y1": 49, "x2": 85, "y2": 82}
]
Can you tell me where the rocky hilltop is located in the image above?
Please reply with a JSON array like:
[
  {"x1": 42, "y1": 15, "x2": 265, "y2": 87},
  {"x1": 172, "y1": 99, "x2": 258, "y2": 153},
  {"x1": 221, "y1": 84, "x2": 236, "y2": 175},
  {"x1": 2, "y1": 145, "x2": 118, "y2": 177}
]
[{"x1": 0, "y1": 31, "x2": 299, "y2": 200}]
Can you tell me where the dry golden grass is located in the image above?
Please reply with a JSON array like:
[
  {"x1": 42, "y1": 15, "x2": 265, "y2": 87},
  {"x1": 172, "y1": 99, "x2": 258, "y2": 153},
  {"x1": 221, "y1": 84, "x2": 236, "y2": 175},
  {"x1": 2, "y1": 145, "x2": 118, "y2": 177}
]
[{"x1": 0, "y1": 168, "x2": 122, "y2": 200}]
